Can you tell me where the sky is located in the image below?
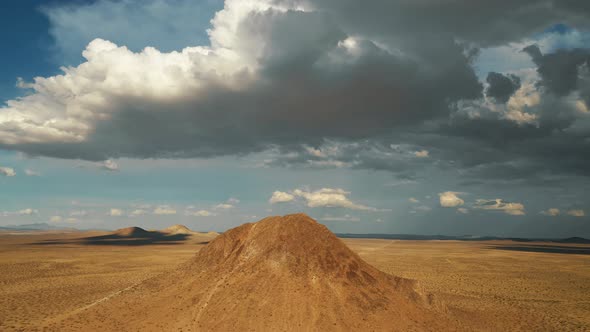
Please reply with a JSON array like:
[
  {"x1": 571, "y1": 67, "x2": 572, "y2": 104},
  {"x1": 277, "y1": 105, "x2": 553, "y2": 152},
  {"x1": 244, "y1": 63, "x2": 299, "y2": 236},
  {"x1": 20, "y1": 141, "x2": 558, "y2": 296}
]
[{"x1": 1, "y1": 0, "x2": 589, "y2": 237}]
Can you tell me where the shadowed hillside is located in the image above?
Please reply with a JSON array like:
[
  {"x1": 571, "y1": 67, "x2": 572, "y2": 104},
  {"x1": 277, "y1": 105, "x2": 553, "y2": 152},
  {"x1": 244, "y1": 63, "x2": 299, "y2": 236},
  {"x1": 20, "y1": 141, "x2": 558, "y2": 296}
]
[{"x1": 32, "y1": 226, "x2": 217, "y2": 246}]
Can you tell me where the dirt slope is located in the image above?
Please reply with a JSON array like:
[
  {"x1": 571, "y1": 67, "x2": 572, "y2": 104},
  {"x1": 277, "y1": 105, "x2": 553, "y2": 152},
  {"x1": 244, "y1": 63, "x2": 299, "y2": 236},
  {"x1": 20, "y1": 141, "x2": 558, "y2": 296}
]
[{"x1": 52, "y1": 214, "x2": 455, "y2": 331}]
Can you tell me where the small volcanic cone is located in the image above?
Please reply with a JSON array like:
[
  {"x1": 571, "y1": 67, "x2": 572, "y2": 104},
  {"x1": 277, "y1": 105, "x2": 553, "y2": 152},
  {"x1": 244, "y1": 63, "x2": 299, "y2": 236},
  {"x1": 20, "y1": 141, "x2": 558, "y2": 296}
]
[
  {"x1": 112, "y1": 226, "x2": 151, "y2": 237},
  {"x1": 162, "y1": 224, "x2": 195, "y2": 235},
  {"x1": 162, "y1": 225, "x2": 220, "y2": 240},
  {"x1": 56, "y1": 214, "x2": 453, "y2": 331}
]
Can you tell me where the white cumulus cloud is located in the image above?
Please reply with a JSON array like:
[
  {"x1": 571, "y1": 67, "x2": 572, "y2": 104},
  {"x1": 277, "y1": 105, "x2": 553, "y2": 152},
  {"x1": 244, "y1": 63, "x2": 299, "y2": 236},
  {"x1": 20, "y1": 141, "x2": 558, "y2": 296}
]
[
  {"x1": 18, "y1": 208, "x2": 38, "y2": 215},
  {"x1": 103, "y1": 160, "x2": 119, "y2": 171},
  {"x1": 414, "y1": 150, "x2": 429, "y2": 158},
  {"x1": 293, "y1": 188, "x2": 384, "y2": 211},
  {"x1": 566, "y1": 209, "x2": 585, "y2": 217},
  {"x1": 50, "y1": 216, "x2": 63, "y2": 223},
  {"x1": 186, "y1": 209, "x2": 215, "y2": 217},
  {"x1": 130, "y1": 209, "x2": 148, "y2": 217},
  {"x1": 0, "y1": 167, "x2": 16, "y2": 177},
  {"x1": 214, "y1": 198, "x2": 239, "y2": 210},
  {"x1": 541, "y1": 208, "x2": 560, "y2": 216},
  {"x1": 154, "y1": 206, "x2": 177, "y2": 215},
  {"x1": 439, "y1": 191, "x2": 465, "y2": 208},
  {"x1": 214, "y1": 204, "x2": 234, "y2": 210},
  {"x1": 474, "y1": 199, "x2": 525, "y2": 216},
  {"x1": 109, "y1": 208, "x2": 124, "y2": 216},
  {"x1": 269, "y1": 191, "x2": 295, "y2": 204}
]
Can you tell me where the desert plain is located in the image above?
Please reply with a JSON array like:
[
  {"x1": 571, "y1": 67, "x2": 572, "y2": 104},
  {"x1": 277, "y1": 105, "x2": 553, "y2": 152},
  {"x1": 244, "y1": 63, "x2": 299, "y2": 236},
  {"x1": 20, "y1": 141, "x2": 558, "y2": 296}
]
[{"x1": 0, "y1": 219, "x2": 589, "y2": 331}]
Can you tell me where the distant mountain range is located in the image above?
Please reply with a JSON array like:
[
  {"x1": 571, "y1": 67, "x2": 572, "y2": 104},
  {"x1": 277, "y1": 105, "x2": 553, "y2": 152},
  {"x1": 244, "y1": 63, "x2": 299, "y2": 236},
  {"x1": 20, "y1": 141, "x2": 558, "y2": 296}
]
[
  {"x1": 0, "y1": 223, "x2": 76, "y2": 231},
  {"x1": 337, "y1": 233, "x2": 590, "y2": 244}
]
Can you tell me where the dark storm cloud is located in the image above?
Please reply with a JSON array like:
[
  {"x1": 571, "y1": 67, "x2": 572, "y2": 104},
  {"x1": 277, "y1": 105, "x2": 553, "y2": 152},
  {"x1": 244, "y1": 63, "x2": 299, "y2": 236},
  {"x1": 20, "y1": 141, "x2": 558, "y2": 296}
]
[
  {"x1": 1, "y1": 0, "x2": 590, "y2": 183},
  {"x1": 437, "y1": 103, "x2": 590, "y2": 178},
  {"x1": 0, "y1": 4, "x2": 483, "y2": 160},
  {"x1": 301, "y1": 0, "x2": 590, "y2": 46},
  {"x1": 486, "y1": 72, "x2": 521, "y2": 103},
  {"x1": 524, "y1": 44, "x2": 590, "y2": 95},
  {"x1": 264, "y1": 140, "x2": 437, "y2": 180}
]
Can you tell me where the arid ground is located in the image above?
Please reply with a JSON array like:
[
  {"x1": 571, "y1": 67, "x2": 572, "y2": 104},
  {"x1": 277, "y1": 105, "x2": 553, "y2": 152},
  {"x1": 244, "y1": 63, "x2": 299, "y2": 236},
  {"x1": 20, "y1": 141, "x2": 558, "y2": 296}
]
[{"x1": 1, "y1": 228, "x2": 589, "y2": 331}]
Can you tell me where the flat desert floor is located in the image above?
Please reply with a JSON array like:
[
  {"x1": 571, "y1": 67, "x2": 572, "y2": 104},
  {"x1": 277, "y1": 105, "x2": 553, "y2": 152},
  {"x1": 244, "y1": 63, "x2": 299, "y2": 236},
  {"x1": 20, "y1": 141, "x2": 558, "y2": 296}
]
[{"x1": 0, "y1": 231, "x2": 589, "y2": 331}]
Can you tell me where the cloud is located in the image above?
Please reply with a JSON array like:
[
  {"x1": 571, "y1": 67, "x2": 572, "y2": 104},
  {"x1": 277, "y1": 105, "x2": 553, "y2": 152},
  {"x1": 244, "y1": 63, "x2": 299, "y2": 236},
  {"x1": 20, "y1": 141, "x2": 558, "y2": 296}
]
[
  {"x1": 0, "y1": 0, "x2": 484, "y2": 162},
  {"x1": 0, "y1": 167, "x2": 16, "y2": 177},
  {"x1": 42, "y1": 0, "x2": 219, "y2": 64},
  {"x1": 486, "y1": 72, "x2": 521, "y2": 103},
  {"x1": 523, "y1": 44, "x2": 590, "y2": 96},
  {"x1": 439, "y1": 192, "x2": 465, "y2": 208},
  {"x1": 130, "y1": 209, "x2": 148, "y2": 217},
  {"x1": 227, "y1": 198, "x2": 240, "y2": 204},
  {"x1": 320, "y1": 214, "x2": 361, "y2": 222},
  {"x1": 18, "y1": 208, "x2": 38, "y2": 215},
  {"x1": 408, "y1": 197, "x2": 420, "y2": 203},
  {"x1": 50, "y1": 216, "x2": 62, "y2": 222},
  {"x1": 566, "y1": 209, "x2": 585, "y2": 217},
  {"x1": 474, "y1": 199, "x2": 526, "y2": 216},
  {"x1": 541, "y1": 208, "x2": 560, "y2": 216},
  {"x1": 410, "y1": 205, "x2": 432, "y2": 214},
  {"x1": 214, "y1": 204, "x2": 234, "y2": 210},
  {"x1": 293, "y1": 188, "x2": 384, "y2": 211},
  {"x1": 0, "y1": 0, "x2": 588, "y2": 186},
  {"x1": 385, "y1": 180, "x2": 416, "y2": 187},
  {"x1": 109, "y1": 208, "x2": 124, "y2": 216},
  {"x1": 50, "y1": 215, "x2": 77, "y2": 223},
  {"x1": 457, "y1": 208, "x2": 469, "y2": 214},
  {"x1": 2, "y1": 208, "x2": 39, "y2": 217},
  {"x1": 153, "y1": 206, "x2": 176, "y2": 215},
  {"x1": 24, "y1": 169, "x2": 41, "y2": 176},
  {"x1": 414, "y1": 150, "x2": 429, "y2": 158},
  {"x1": 132, "y1": 203, "x2": 152, "y2": 209},
  {"x1": 266, "y1": 141, "x2": 433, "y2": 178},
  {"x1": 270, "y1": 187, "x2": 386, "y2": 211},
  {"x1": 70, "y1": 210, "x2": 88, "y2": 217},
  {"x1": 214, "y1": 198, "x2": 240, "y2": 210},
  {"x1": 186, "y1": 209, "x2": 215, "y2": 217},
  {"x1": 102, "y1": 160, "x2": 119, "y2": 171},
  {"x1": 269, "y1": 191, "x2": 295, "y2": 204}
]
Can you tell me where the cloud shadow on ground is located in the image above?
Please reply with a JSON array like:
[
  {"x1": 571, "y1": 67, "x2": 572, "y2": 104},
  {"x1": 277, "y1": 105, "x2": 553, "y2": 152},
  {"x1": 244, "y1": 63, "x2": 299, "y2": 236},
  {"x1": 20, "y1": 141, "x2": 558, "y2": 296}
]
[
  {"x1": 30, "y1": 231, "x2": 190, "y2": 246},
  {"x1": 488, "y1": 244, "x2": 590, "y2": 255}
]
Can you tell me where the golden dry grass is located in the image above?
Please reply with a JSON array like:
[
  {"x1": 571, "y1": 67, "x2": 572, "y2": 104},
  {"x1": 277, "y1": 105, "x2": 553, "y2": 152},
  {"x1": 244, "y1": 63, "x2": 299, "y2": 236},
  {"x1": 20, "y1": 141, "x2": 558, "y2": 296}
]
[
  {"x1": 345, "y1": 239, "x2": 590, "y2": 331},
  {"x1": 0, "y1": 232, "x2": 205, "y2": 331},
  {"x1": 0, "y1": 231, "x2": 588, "y2": 331}
]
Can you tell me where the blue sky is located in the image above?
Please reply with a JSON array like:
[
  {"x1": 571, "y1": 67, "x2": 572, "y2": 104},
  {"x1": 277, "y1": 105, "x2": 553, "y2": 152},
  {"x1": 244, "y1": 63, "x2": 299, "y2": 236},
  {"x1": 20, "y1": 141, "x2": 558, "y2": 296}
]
[
  {"x1": 1, "y1": 0, "x2": 589, "y2": 237},
  {"x1": 0, "y1": 0, "x2": 55, "y2": 101}
]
